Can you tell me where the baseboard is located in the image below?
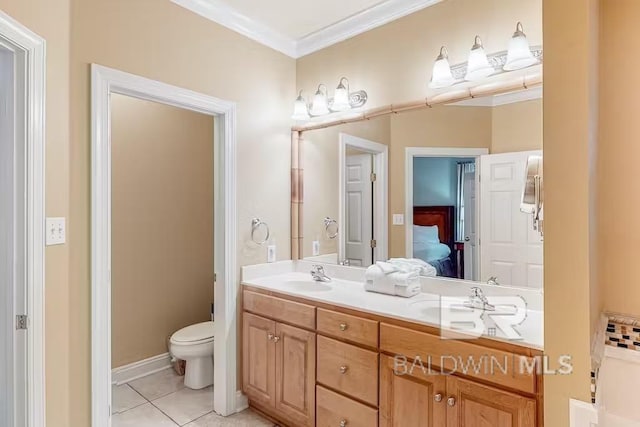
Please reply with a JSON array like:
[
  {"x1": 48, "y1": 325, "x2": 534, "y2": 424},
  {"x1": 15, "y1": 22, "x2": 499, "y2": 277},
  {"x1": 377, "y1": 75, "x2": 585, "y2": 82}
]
[
  {"x1": 112, "y1": 353, "x2": 172, "y2": 385},
  {"x1": 236, "y1": 390, "x2": 249, "y2": 413},
  {"x1": 570, "y1": 399, "x2": 598, "y2": 427}
]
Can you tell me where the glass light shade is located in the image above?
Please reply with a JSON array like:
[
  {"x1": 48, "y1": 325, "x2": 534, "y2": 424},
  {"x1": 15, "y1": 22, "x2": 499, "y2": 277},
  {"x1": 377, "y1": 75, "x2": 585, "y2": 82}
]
[
  {"x1": 504, "y1": 23, "x2": 539, "y2": 71},
  {"x1": 310, "y1": 85, "x2": 330, "y2": 116},
  {"x1": 464, "y1": 36, "x2": 495, "y2": 81},
  {"x1": 429, "y1": 47, "x2": 455, "y2": 89},
  {"x1": 291, "y1": 91, "x2": 310, "y2": 120},
  {"x1": 331, "y1": 79, "x2": 351, "y2": 112}
]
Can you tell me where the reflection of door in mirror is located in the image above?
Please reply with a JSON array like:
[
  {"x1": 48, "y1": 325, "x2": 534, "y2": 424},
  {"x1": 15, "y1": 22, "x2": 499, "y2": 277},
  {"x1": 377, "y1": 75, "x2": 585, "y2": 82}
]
[
  {"x1": 344, "y1": 152, "x2": 374, "y2": 266},
  {"x1": 462, "y1": 164, "x2": 478, "y2": 280}
]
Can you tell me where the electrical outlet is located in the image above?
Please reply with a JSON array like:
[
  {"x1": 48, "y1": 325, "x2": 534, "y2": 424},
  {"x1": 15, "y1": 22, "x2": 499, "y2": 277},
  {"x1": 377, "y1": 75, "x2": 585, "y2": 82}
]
[
  {"x1": 312, "y1": 240, "x2": 320, "y2": 256},
  {"x1": 45, "y1": 217, "x2": 66, "y2": 245},
  {"x1": 393, "y1": 214, "x2": 405, "y2": 225},
  {"x1": 267, "y1": 245, "x2": 276, "y2": 263}
]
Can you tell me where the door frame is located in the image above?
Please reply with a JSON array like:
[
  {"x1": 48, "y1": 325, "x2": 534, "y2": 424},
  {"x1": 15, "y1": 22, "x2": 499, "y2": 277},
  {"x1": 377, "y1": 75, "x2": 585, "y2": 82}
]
[
  {"x1": 91, "y1": 64, "x2": 238, "y2": 426},
  {"x1": 404, "y1": 147, "x2": 488, "y2": 258},
  {"x1": 0, "y1": 10, "x2": 46, "y2": 427},
  {"x1": 339, "y1": 133, "x2": 388, "y2": 263}
]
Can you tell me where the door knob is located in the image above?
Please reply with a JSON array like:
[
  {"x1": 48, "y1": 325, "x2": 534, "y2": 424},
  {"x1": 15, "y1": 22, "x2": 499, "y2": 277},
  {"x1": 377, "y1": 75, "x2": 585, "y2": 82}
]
[
  {"x1": 464, "y1": 236, "x2": 470, "y2": 242},
  {"x1": 267, "y1": 333, "x2": 274, "y2": 341},
  {"x1": 339, "y1": 365, "x2": 349, "y2": 374},
  {"x1": 273, "y1": 336, "x2": 280, "y2": 343},
  {"x1": 339, "y1": 420, "x2": 348, "y2": 427},
  {"x1": 447, "y1": 397, "x2": 456, "y2": 407},
  {"x1": 339, "y1": 323, "x2": 348, "y2": 331},
  {"x1": 434, "y1": 393, "x2": 443, "y2": 403}
]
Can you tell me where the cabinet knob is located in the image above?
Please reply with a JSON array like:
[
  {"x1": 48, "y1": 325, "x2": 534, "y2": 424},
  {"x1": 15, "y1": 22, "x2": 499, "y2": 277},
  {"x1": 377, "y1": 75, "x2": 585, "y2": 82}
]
[
  {"x1": 447, "y1": 397, "x2": 456, "y2": 407},
  {"x1": 339, "y1": 420, "x2": 348, "y2": 427},
  {"x1": 273, "y1": 336, "x2": 280, "y2": 343},
  {"x1": 434, "y1": 393, "x2": 443, "y2": 403},
  {"x1": 339, "y1": 365, "x2": 349, "y2": 374},
  {"x1": 267, "y1": 333, "x2": 274, "y2": 341},
  {"x1": 339, "y1": 323, "x2": 348, "y2": 331}
]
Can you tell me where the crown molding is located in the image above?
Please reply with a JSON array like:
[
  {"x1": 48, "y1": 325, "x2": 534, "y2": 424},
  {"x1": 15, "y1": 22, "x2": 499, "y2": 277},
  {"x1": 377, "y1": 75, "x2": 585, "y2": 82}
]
[
  {"x1": 171, "y1": 0, "x2": 444, "y2": 58},
  {"x1": 170, "y1": 0, "x2": 298, "y2": 57}
]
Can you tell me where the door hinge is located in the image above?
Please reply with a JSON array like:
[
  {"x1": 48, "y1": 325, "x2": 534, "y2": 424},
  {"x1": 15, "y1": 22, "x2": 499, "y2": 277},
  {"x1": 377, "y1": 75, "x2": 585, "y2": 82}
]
[
  {"x1": 371, "y1": 239, "x2": 377, "y2": 248},
  {"x1": 370, "y1": 172, "x2": 377, "y2": 182},
  {"x1": 16, "y1": 315, "x2": 28, "y2": 330}
]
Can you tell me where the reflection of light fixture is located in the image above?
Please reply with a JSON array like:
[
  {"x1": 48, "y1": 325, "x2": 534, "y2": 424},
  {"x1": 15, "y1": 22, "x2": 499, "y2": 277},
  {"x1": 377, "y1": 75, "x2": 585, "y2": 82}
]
[
  {"x1": 309, "y1": 84, "x2": 330, "y2": 116},
  {"x1": 429, "y1": 46, "x2": 455, "y2": 89},
  {"x1": 504, "y1": 22, "x2": 539, "y2": 71},
  {"x1": 331, "y1": 77, "x2": 351, "y2": 112},
  {"x1": 291, "y1": 90, "x2": 310, "y2": 121},
  {"x1": 464, "y1": 36, "x2": 495, "y2": 81}
]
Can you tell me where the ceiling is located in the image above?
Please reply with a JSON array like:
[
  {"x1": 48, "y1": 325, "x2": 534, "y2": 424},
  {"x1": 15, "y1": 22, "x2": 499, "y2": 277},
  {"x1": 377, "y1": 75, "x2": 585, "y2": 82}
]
[{"x1": 171, "y1": 0, "x2": 444, "y2": 58}]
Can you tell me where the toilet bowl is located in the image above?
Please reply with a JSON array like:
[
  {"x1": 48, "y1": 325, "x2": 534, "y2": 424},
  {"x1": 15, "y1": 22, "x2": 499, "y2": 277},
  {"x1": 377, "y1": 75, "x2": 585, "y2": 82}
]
[{"x1": 169, "y1": 321, "x2": 214, "y2": 390}]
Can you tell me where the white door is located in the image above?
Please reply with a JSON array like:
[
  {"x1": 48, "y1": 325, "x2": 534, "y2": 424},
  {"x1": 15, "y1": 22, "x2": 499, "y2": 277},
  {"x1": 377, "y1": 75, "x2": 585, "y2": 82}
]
[
  {"x1": 0, "y1": 45, "x2": 27, "y2": 427},
  {"x1": 479, "y1": 151, "x2": 543, "y2": 288},
  {"x1": 463, "y1": 170, "x2": 478, "y2": 280},
  {"x1": 345, "y1": 154, "x2": 373, "y2": 266}
]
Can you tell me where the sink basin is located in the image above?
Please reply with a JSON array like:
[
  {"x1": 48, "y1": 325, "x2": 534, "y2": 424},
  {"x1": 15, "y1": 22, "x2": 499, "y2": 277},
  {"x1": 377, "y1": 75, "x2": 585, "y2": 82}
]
[{"x1": 278, "y1": 280, "x2": 332, "y2": 292}]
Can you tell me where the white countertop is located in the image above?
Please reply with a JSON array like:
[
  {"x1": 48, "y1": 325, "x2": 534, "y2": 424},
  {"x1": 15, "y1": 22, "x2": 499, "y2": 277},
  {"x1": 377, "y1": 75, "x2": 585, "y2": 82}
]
[{"x1": 242, "y1": 270, "x2": 544, "y2": 351}]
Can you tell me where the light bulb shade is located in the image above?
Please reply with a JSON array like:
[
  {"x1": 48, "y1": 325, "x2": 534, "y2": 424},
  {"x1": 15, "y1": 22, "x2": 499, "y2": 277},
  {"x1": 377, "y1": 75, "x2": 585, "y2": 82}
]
[
  {"x1": 331, "y1": 77, "x2": 351, "y2": 112},
  {"x1": 310, "y1": 85, "x2": 330, "y2": 116},
  {"x1": 504, "y1": 23, "x2": 539, "y2": 71},
  {"x1": 464, "y1": 36, "x2": 495, "y2": 81},
  {"x1": 429, "y1": 47, "x2": 455, "y2": 88},
  {"x1": 291, "y1": 92, "x2": 310, "y2": 120}
]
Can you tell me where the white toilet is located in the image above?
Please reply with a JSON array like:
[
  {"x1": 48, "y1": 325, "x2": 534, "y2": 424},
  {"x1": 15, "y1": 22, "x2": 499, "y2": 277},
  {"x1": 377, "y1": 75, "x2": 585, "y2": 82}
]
[{"x1": 169, "y1": 321, "x2": 215, "y2": 389}]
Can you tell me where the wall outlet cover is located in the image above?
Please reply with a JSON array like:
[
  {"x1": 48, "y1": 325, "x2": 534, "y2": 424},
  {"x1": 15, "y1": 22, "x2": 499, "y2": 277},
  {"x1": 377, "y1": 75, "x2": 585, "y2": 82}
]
[
  {"x1": 267, "y1": 245, "x2": 276, "y2": 263},
  {"x1": 312, "y1": 240, "x2": 320, "y2": 256},
  {"x1": 393, "y1": 214, "x2": 405, "y2": 225},
  {"x1": 45, "y1": 217, "x2": 66, "y2": 245}
]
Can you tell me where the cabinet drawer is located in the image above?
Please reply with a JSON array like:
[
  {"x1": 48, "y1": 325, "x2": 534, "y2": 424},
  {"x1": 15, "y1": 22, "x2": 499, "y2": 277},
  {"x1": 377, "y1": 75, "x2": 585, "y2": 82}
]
[
  {"x1": 380, "y1": 323, "x2": 537, "y2": 394},
  {"x1": 243, "y1": 290, "x2": 315, "y2": 330},
  {"x1": 316, "y1": 386, "x2": 378, "y2": 427},
  {"x1": 317, "y1": 308, "x2": 379, "y2": 348},
  {"x1": 317, "y1": 335, "x2": 379, "y2": 406}
]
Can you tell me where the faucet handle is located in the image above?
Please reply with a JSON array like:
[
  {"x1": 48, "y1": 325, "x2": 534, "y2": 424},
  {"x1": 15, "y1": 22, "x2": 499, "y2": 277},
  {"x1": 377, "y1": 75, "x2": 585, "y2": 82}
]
[
  {"x1": 470, "y1": 287, "x2": 483, "y2": 297},
  {"x1": 311, "y1": 264, "x2": 324, "y2": 273}
]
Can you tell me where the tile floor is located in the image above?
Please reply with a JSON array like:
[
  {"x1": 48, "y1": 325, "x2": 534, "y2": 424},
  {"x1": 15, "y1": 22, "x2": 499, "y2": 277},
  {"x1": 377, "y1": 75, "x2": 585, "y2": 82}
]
[{"x1": 112, "y1": 368, "x2": 275, "y2": 426}]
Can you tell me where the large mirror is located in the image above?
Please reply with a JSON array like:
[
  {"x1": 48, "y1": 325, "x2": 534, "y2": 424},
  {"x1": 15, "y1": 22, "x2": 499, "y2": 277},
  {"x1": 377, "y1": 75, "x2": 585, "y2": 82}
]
[{"x1": 298, "y1": 87, "x2": 543, "y2": 288}]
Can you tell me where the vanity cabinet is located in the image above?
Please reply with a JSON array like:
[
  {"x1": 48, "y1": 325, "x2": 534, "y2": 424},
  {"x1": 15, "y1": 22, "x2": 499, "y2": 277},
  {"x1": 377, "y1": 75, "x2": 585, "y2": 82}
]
[
  {"x1": 242, "y1": 287, "x2": 542, "y2": 427},
  {"x1": 242, "y1": 310, "x2": 316, "y2": 426}
]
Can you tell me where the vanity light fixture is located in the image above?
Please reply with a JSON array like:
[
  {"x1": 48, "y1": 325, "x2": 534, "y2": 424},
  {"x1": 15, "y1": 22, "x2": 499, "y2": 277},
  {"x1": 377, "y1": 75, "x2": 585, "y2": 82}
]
[
  {"x1": 504, "y1": 22, "x2": 539, "y2": 71},
  {"x1": 309, "y1": 84, "x2": 330, "y2": 116},
  {"x1": 331, "y1": 77, "x2": 352, "y2": 112},
  {"x1": 429, "y1": 46, "x2": 456, "y2": 89},
  {"x1": 291, "y1": 90, "x2": 310, "y2": 121},
  {"x1": 464, "y1": 36, "x2": 495, "y2": 81}
]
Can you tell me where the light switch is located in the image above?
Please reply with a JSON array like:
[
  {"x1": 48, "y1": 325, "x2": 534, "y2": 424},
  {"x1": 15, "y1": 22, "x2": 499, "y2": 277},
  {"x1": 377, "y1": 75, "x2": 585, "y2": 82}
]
[
  {"x1": 393, "y1": 214, "x2": 405, "y2": 225},
  {"x1": 46, "y1": 217, "x2": 66, "y2": 246},
  {"x1": 312, "y1": 240, "x2": 320, "y2": 256}
]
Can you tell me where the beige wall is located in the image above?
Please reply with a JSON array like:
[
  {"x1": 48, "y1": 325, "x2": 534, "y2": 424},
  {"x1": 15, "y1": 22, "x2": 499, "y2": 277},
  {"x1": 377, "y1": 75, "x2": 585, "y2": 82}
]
[
  {"x1": 301, "y1": 116, "x2": 391, "y2": 258},
  {"x1": 0, "y1": 1, "x2": 71, "y2": 426},
  {"x1": 598, "y1": 0, "x2": 639, "y2": 316},
  {"x1": 68, "y1": 0, "x2": 296, "y2": 424},
  {"x1": 491, "y1": 98, "x2": 543, "y2": 153},
  {"x1": 111, "y1": 94, "x2": 214, "y2": 368}
]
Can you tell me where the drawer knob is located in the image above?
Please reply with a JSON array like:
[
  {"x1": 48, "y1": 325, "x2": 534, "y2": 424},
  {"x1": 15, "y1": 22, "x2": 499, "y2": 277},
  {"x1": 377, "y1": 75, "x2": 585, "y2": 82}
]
[
  {"x1": 434, "y1": 393, "x2": 443, "y2": 403},
  {"x1": 339, "y1": 365, "x2": 349, "y2": 374},
  {"x1": 273, "y1": 336, "x2": 280, "y2": 343},
  {"x1": 267, "y1": 333, "x2": 274, "y2": 341},
  {"x1": 447, "y1": 397, "x2": 456, "y2": 407},
  {"x1": 339, "y1": 323, "x2": 348, "y2": 331},
  {"x1": 339, "y1": 420, "x2": 348, "y2": 427}
]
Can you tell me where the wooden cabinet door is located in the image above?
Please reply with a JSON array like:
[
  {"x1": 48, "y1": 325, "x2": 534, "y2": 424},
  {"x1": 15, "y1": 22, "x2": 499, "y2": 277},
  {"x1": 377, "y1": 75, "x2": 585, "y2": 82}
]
[
  {"x1": 445, "y1": 376, "x2": 536, "y2": 427},
  {"x1": 242, "y1": 312, "x2": 276, "y2": 408},
  {"x1": 274, "y1": 322, "x2": 316, "y2": 426},
  {"x1": 379, "y1": 355, "x2": 447, "y2": 427}
]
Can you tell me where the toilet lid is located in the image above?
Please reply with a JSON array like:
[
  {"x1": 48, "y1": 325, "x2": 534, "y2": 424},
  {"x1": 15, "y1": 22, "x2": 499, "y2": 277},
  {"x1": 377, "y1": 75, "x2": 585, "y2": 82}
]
[{"x1": 171, "y1": 321, "x2": 215, "y2": 343}]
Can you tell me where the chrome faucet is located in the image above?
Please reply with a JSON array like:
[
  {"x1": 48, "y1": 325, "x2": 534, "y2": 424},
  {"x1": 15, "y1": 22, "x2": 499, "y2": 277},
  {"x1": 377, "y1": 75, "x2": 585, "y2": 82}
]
[
  {"x1": 464, "y1": 287, "x2": 495, "y2": 311},
  {"x1": 311, "y1": 265, "x2": 332, "y2": 282},
  {"x1": 487, "y1": 276, "x2": 500, "y2": 286}
]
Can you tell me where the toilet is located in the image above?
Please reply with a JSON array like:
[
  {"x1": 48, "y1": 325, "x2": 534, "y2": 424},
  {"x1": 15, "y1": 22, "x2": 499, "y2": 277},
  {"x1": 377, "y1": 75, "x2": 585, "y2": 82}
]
[{"x1": 169, "y1": 321, "x2": 215, "y2": 389}]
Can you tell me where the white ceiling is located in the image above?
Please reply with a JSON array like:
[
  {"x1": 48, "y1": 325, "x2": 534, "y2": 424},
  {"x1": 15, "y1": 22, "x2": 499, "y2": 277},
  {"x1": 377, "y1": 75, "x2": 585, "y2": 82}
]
[{"x1": 171, "y1": 0, "x2": 444, "y2": 58}]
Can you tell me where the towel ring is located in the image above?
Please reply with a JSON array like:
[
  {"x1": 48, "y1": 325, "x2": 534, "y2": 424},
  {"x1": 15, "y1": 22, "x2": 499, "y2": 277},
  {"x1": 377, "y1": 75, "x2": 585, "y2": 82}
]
[
  {"x1": 251, "y1": 218, "x2": 270, "y2": 245},
  {"x1": 324, "y1": 217, "x2": 339, "y2": 240}
]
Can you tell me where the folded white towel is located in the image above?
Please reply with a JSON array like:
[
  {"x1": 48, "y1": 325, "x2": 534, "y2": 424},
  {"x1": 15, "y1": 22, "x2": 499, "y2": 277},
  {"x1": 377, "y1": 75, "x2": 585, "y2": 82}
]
[
  {"x1": 395, "y1": 282, "x2": 421, "y2": 298},
  {"x1": 388, "y1": 258, "x2": 437, "y2": 277},
  {"x1": 387, "y1": 270, "x2": 419, "y2": 287},
  {"x1": 364, "y1": 279, "x2": 395, "y2": 296},
  {"x1": 375, "y1": 261, "x2": 399, "y2": 275}
]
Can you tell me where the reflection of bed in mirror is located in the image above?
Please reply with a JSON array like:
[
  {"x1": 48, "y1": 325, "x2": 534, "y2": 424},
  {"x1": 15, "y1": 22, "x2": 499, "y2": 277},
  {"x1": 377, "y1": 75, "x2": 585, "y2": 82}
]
[{"x1": 413, "y1": 206, "x2": 456, "y2": 278}]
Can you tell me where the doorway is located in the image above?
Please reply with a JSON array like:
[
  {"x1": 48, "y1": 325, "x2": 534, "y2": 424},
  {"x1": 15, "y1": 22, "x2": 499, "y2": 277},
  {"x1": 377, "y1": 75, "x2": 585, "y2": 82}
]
[
  {"x1": 91, "y1": 65, "x2": 238, "y2": 427},
  {"x1": 0, "y1": 10, "x2": 46, "y2": 427}
]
